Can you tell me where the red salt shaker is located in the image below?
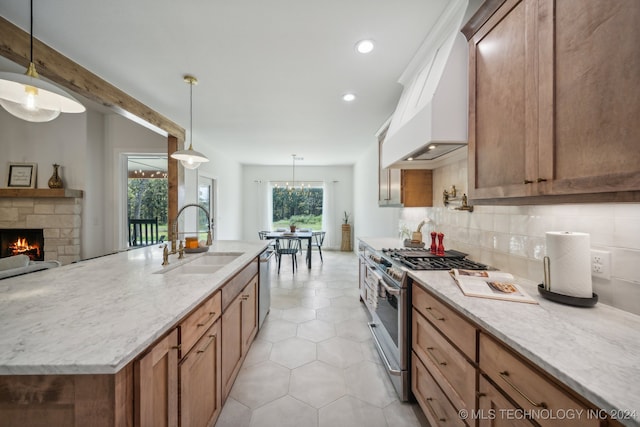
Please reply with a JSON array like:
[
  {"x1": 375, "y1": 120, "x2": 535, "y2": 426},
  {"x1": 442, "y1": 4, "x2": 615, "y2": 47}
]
[
  {"x1": 437, "y1": 232, "x2": 445, "y2": 255},
  {"x1": 430, "y1": 232, "x2": 437, "y2": 254}
]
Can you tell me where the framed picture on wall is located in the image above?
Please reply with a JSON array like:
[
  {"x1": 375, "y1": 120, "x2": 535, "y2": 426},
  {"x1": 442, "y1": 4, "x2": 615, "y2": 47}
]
[{"x1": 7, "y1": 163, "x2": 37, "y2": 188}]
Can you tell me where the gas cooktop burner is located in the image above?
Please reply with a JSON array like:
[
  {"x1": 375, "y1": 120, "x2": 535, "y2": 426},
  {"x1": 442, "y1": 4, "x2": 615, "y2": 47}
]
[{"x1": 381, "y1": 248, "x2": 489, "y2": 271}]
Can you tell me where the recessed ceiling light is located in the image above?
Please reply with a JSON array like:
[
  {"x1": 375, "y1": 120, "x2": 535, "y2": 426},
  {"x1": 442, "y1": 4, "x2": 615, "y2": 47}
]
[
  {"x1": 342, "y1": 93, "x2": 356, "y2": 102},
  {"x1": 356, "y1": 39, "x2": 375, "y2": 54}
]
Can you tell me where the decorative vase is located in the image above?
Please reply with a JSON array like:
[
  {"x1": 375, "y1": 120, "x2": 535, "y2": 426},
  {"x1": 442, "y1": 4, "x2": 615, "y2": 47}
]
[
  {"x1": 47, "y1": 164, "x2": 63, "y2": 189},
  {"x1": 290, "y1": 225, "x2": 296, "y2": 232}
]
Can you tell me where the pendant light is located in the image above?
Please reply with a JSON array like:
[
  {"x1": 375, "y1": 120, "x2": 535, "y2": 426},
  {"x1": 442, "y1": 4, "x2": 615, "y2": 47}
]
[
  {"x1": 0, "y1": 0, "x2": 85, "y2": 122},
  {"x1": 170, "y1": 75, "x2": 209, "y2": 170},
  {"x1": 287, "y1": 154, "x2": 305, "y2": 191}
]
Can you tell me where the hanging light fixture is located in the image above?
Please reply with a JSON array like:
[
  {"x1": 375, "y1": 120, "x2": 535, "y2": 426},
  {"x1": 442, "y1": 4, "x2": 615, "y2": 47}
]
[
  {"x1": 0, "y1": 0, "x2": 85, "y2": 122},
  {"x1": 171, "y1": 75, "x2": 209, "y2": 170},
  {"x1": 287, "y1": 154, "x2": 305, "y2": 191}
]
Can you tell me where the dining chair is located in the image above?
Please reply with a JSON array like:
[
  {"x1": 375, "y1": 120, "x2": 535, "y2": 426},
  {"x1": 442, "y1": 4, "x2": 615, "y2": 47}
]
[
  {"x1": 312, "y1": 231, "x2": 326, "y2": 262},
  {"x1": 276, "y1": 238, "x2": 301, "y2": 273}
]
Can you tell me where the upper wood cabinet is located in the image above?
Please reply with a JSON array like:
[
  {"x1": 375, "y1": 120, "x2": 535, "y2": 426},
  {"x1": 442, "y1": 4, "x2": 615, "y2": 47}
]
[
  {"x1": 378, "y1": 126, "x2": 433, "y2": 207},
  {"x1": 467, "y1": 0, "x2": 640, "y2": 203}
]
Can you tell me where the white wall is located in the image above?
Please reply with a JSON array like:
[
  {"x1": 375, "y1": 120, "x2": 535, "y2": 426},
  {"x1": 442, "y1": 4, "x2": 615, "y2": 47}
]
[
  {"x1": 353, "y1": 142, "x2": 401, "y2": 244},
  {"x1": 103, "y1": 114, "x2": 168, "y2": 252},
  {"x1": 242, "y1": 164, "x2": 353, "y2": 249},
  {"x1": 0, "y1": 109, "x2": 86, "y2": 189},
  {"x1": 197, "y1": 148, "x2": 243, "y2": 240}
]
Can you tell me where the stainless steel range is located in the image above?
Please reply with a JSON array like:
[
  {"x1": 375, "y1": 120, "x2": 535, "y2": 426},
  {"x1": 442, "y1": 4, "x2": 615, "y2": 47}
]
[
  {"x1": 359, "y1": 244, "x2": 487, "y2": 401},
  {"x1": 382, "y1": 248, "x2": 489, "y2": 271}
]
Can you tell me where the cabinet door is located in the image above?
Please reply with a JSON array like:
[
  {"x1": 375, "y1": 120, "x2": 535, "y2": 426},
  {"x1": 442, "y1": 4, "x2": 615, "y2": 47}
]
[
  {"x1": 468, "y1": 0, "x2": 539, "y2": 200},
  {"x1": 412, "y1": 352, "x2": 467, "y2": 427},
  {"x1": 241, "y1": 277, "x2": 258, "y2": 352},
  {"x1": 378, "y1": 130, "x2": 403, "y2": 206},
  {"x1": 478, "y1": 376, "x2": 535, "y2": 427},
  {"x1": 180, "y1": 320, "x2": 222, "y2": 427},
  {"x1": 135, "y1": 328, "x2": 178, "y2": 427},
  {"x1": 221, "y1": 295, "x2": 242, "y2": 400},
  {"x1": 539, "y1": 0, "x2": 640, "y2": 195},
  {"x1": 401, "y1": 169, "x2": 433, "y2": 207},
  {"x1": 380, "y1": 168, "x2": 403, "y2": 206}
]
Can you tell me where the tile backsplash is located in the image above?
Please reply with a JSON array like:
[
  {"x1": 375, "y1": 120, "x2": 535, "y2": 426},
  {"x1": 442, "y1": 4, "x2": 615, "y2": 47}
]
[{"x1": 400, "y1": 159, "x2": 640, "y2": 315}]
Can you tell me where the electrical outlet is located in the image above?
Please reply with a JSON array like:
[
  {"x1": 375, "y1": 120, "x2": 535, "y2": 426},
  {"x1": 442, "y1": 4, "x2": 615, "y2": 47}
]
[{"x1": 591, "y1": 249, "x2": 611, "y2": 280}]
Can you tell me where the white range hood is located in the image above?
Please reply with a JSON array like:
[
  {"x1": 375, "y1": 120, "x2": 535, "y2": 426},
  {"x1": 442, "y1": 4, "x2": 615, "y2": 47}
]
[{"x1": 381, "y1": 0, "x2": 469, "y2": 169}]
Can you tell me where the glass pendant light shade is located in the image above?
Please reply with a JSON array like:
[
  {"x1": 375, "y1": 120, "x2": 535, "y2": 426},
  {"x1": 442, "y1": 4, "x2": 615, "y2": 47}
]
[
  {"x1": 170, "y1": 75, "x2": 209, "y2": 169},
  {"x1": 0, "y1": 97, "x2": 60, "y2": 122},
  {"x1": 171, "y1": 143, "x2": 209, "y2": 169},
  {"x1": 0, "y1": 67, "x2": 85, "y2": 123},
  {"x1": 0, "y1": 0, "x2": 86, "y2": 123}
]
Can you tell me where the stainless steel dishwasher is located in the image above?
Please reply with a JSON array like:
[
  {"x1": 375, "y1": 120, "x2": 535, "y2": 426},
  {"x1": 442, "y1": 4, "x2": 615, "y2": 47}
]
[{"x1": 258, "y1": 248, "x2": 274, "y2": 328}]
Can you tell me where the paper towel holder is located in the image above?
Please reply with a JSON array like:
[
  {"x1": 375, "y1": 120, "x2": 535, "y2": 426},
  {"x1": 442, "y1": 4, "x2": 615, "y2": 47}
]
[
  {"x1": 537, "y1": 284, "x2": 598, "y2": 307},
  {"x1": 539, "y1": 256, "x2": 598, "y2": 306}
]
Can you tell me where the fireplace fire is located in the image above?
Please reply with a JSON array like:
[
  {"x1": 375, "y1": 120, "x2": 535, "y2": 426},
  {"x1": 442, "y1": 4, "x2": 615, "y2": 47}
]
[
  {"x1": 0, "y1": 229, "x2": 45, "y2": 261},
  {"x1": 9, "y1": 237, "x2": 42, "y2": 259}
]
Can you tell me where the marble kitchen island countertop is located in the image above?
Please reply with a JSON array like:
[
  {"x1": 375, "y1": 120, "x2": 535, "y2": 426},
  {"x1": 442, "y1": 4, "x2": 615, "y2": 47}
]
[
  {"x1": 408, "y1": 270, "x2": 640, "y2": 427},
  {"x1": 0, "y1": 240, "x2": 268, "y2": 376}
]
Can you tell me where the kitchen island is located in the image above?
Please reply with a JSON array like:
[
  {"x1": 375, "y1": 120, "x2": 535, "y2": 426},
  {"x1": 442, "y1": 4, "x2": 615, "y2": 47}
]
[
  {"x1": 0, "y1": 240, "x2": 268, "y2": 427},
  {"x1": 359, "y1": 237, "x2": 640, "y2": 427}
]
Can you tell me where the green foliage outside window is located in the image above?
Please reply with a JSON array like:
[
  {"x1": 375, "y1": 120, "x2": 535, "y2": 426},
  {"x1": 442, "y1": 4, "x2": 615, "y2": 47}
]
[
  {"x1": 272, "y1": 187, "x2": 323, "y2": 230},
  {"x1": 128, "y1": 178, "x2": 169, "y2": 236}
]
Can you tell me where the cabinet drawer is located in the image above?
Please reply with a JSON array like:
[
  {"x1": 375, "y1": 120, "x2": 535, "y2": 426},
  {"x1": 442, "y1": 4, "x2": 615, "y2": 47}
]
[
  {"x1": 478, "y1": 375, "x2": 535, "y2": 427},
  {"x1": 479, "y1": 334, "x2": 598, "y2": 427},
  {"x1": 180, "y1": 291, "x2": 222, "y2": 356},
  {"x1": 412, "y1": 352, "x2": 467, "y2": 427},
  {"x1": 412, "y1": 283, "x2": 476, "y2": 359},
  {"x1": 413, "y1": 308, "x2": 475, "y2": 413}
]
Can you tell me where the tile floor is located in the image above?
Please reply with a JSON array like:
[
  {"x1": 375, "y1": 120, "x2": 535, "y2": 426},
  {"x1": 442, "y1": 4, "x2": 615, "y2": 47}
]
[{"x1": 215, "y1": 249, "x2": 429, "y2": 427}]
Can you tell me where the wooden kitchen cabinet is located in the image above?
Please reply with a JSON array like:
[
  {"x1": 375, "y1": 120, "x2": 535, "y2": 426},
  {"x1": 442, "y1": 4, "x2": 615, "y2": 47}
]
[
  {"x1": 221, "y1": 275, "x2": 258, "y2": 399},
  {"x1": 180, "y1": 290, "x2": 221, "y2": 357},
  {"x1": 412, "y1": 352, "x2": 467, "y2": 427},
  {"x1": 466, "y1": 0, "x2": 640, "y2": 203},
  {"x1": 479, "y1": 333, "x2": 598, "y2": 427},
  {"x1": 412, "y1": 308, "x2": 475, "y2": 414},
  {"x1": 378, "y1": 124, "x2": 433, "y2": 207},
  {"x1": 411, "y1": 283, "x2": 476, "y2": 423},
  {"x1": 180, "y1": 320, "x2": 222, "y2": 427},
  {"x1": 241, "y1": 276, "x2": 258, "y2": 350},
  {"x1": 134, "y1": 328, "x2": 179, "y2": 427},
  {"x1": 478, "y1": 375, "x2": 536, "y2": 427}
]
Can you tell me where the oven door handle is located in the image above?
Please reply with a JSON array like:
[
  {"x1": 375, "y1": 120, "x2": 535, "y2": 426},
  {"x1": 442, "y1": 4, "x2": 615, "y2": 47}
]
[
  {"x1": 372, "y1": 271, "x2": 401, "y2": 296},
  {"x1": 367, "y1": 322, "x2": 402, "y2": 376}
]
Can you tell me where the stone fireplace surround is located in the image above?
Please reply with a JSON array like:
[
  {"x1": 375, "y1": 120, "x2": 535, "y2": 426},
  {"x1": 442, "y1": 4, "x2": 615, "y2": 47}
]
[{"x1": 0, "y1": 190, "x2": 83, "y2": 265}]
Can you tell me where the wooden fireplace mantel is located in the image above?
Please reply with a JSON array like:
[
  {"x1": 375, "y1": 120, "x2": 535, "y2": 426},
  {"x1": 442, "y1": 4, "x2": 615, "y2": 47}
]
[{"x1": 0, "y1": 188, "x2": 83, "y2": 198}]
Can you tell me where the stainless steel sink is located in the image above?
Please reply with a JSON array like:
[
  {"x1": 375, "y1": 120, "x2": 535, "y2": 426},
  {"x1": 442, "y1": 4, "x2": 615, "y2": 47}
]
[
  {"x1": 188, "y1": 252, "x2": 243, "y2": 266},
  {"x1": 155, "y1": 252, "x2": 244, "y2": 274}
]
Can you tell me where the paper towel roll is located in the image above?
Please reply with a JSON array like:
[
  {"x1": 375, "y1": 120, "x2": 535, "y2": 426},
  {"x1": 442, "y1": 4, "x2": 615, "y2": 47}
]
[{"x1": 545, "y1": 231, "x2": 593, "y2": 298}]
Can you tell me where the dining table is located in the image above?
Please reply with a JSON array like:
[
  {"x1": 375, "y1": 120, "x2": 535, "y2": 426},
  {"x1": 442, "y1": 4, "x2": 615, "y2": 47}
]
[{"x1": 265, "y1": 230, "x2": 314, "y2": 268}]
